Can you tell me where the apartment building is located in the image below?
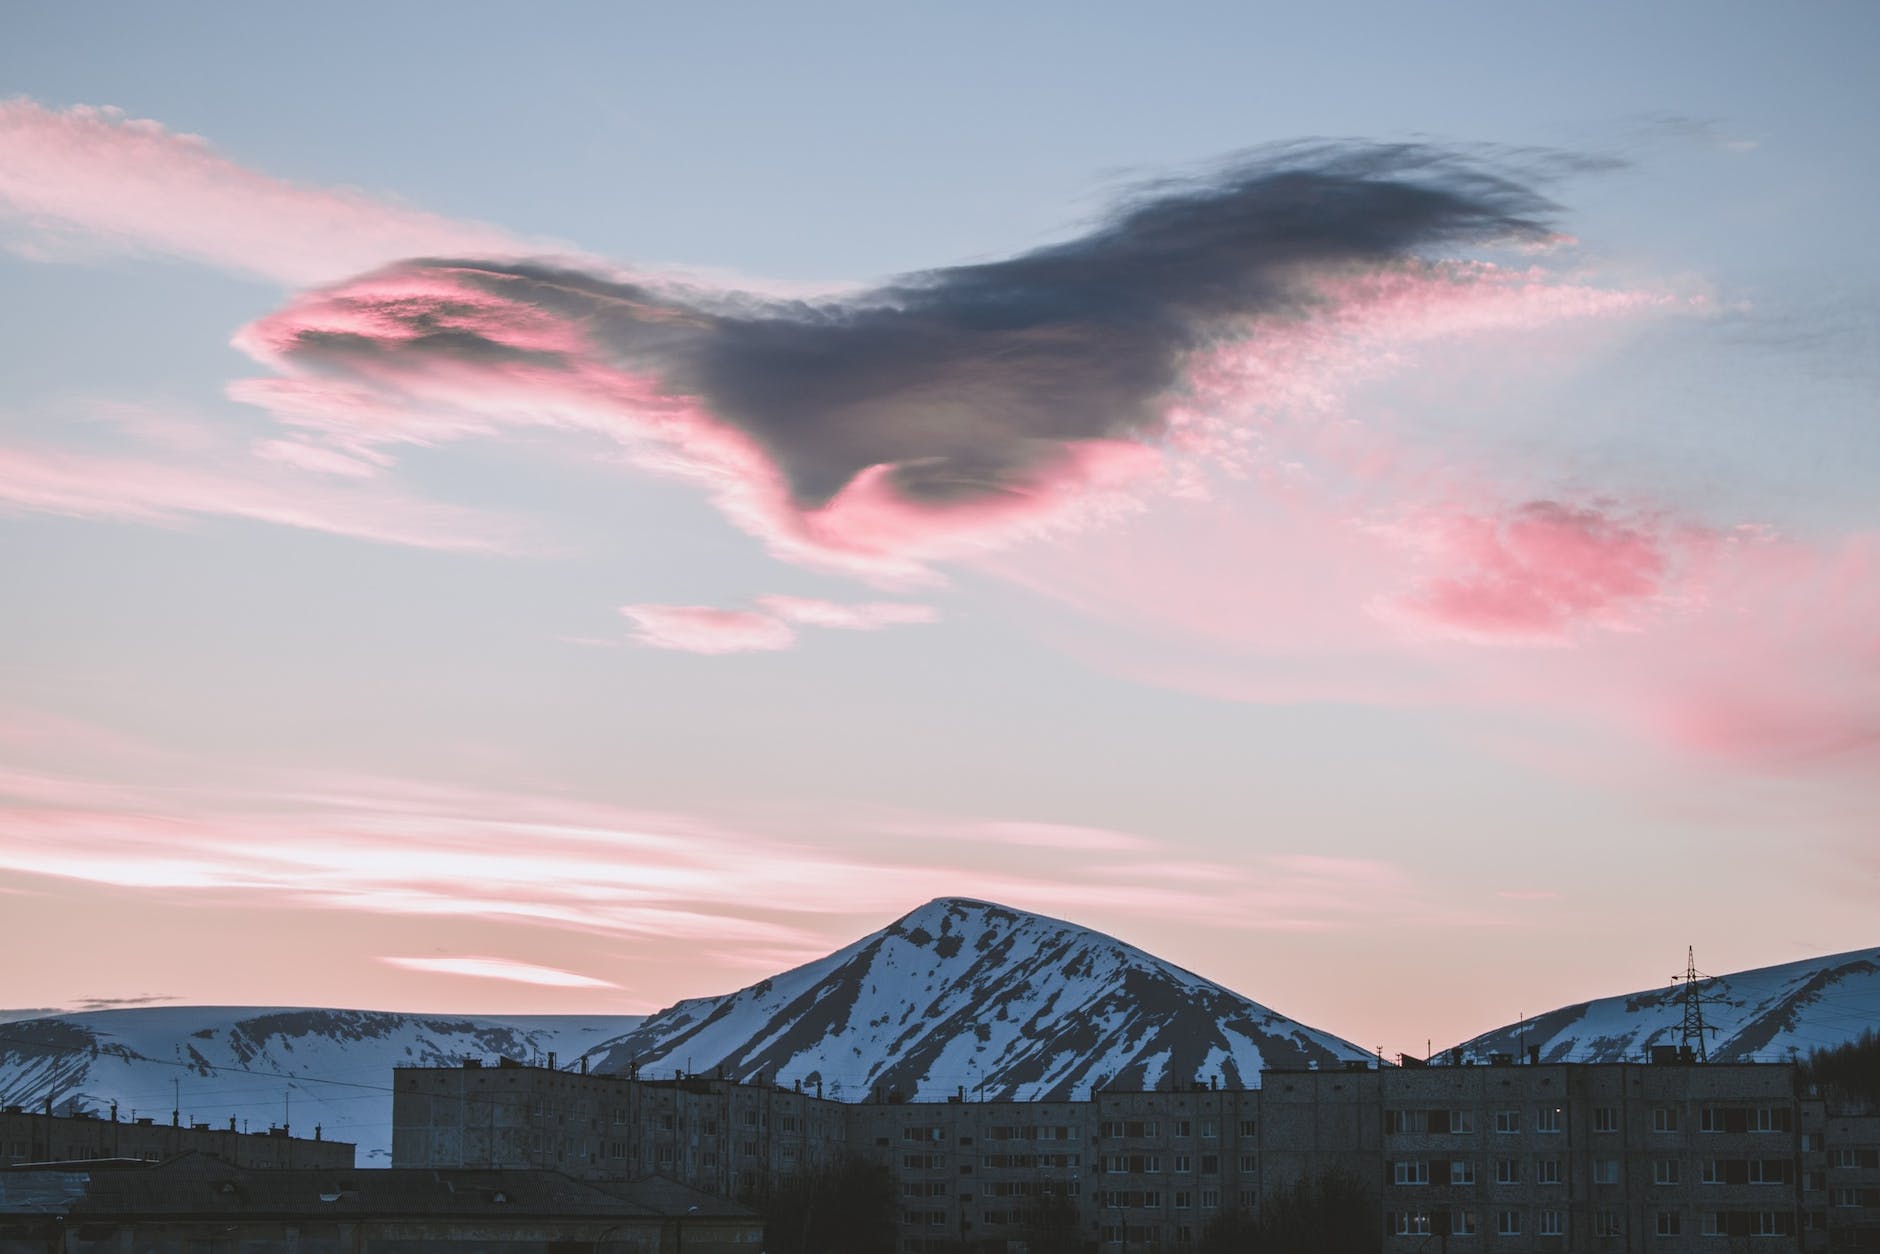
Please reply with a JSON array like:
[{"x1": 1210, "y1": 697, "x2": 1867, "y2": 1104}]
[
  {"x1": 0, "y1": 1105, "x2": 353, "y2": 1169},
  {"x1": 393, "y1": 1057, "x2": 1880, "y2": 1254},
  {"x1": 391, "y1": 1059, "x2": 845, "y2": 1199},
  {"x1": 1823, "y1": 1113, "x2": 1880, "y2": 1250},
  {"x1": 1378, "y1": 1057, "x2": 1823, "y2": 1250}
]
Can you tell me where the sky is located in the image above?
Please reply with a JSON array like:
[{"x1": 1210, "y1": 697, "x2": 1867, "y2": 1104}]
[{"x1": 0, "y1": 2, "x2": 1875, "y2": 1058}]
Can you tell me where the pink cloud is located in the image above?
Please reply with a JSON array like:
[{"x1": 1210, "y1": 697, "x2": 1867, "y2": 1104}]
[
  {"x1": 754, "y1": 595, "x2": 939, "y2": 630},
  {"x1": 1381, "y1": 500, "x2": 1684, "y2": 644},
  {"x1": 619, "y1": 604, "x2": 798, "y2": 654},
  {"x1": 0, "y1": 99, "x2": 548, "y2": 284},
  {"x1": 0, "y1": 411, "x2": 531, "y2": 554},
  {"x1": 229, "y1": 259, "x2": 1655, "y2": 584}
]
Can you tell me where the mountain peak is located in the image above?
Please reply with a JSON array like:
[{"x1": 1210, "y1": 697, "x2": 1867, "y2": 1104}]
[{"x1": 592, "y1": 898, "x2": 1369, "y2": 1099}]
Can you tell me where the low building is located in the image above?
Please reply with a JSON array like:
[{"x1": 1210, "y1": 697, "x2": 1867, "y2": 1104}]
[
  {"x1": 0, "y1": 1154, "x2": 759, "y2": 1254},
  {"x1": 0, "y1": 1107, "x2": 352, "y2": 1170}
]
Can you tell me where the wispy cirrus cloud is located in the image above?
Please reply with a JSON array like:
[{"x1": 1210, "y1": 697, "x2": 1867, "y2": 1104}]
[
  {"x1": 619, "y1": 596, "x2": 937, "y2": 653},
  {"x1": 755, "y1": 595, "x2": 939, "y2": 631},
  {"x1": 0, "y1": 98, "x2": 549, "y2": 284},
  {"x1": 0, "y1": 744, "x2": 1451, "y2": 969},
  {"x1": 619, "y1": 605, "x2": 799, "y2": 655},
  {"x1": 0, "y1": 405, "x2": 532, "y2": 554},
  {"x1": 379, "y1": 956, "x2": 621, "y2": 989}
]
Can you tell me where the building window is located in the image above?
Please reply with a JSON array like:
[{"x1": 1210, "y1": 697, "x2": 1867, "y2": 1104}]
[
  {"x1": 1497, "y1": 1210, "x2": 1521, "y2": 1237},
  {"x1": 1652, "y1": 1106, "x2": 1679, "y2": 1133},
  {"x1": 1451, "y1": 1160, "x2": 1476, "y2": 1186},
  {"x1": 1536, "y1": 1158, "x2": 1561, "y2": 1185},
  {"x1": 1174, "y1": 1119, "x2": 1191, "y2": 1138},
  {"x1": 1831, "y1": 1187, "x2": 1860, "y2": 1207},
  {"x1": 1388, "y1": 1110, "x2": 1429, "y2": 1135},
  {"x1": 1447, "y1": 1109, "x2": 1475, "y2": 1134},
  {"x1": 1655, "y1": 1210, "x2": 1681, "y2": 1237},
  {"x1": 1593, "y1": 1158, "x2": 1619, "y2": 1186},
  {"x1": 1596, "y1": 1209, "x2": 1622, "y2": 1238},
  {"x1": 1451, "y1": 1209, "x2": 1477, "y2": 1236},
  {"x1": 1537, "y1": 1210, "x2": 1563, "y2": 1238},
  {"x1": 1753, "y1": 1211, "x2": 1789, "y2": 1237},
  {"x1": 1173, "y1": 1190, "x2": 1192, "y2": 1209},
  {"x1": 1174, "y1": 1154, "x2": 1191, "y2": 1173},
  {"x1": 1200, "y1": 1189, "x2": 1219, "y2": 1209},
  {"x1": 1653, "y1": 1159, "x2": 1679, "y2": 1185},
  {"x1": 1701, "y1": 1212, "x2": 1723, "y2": 1237},
  {"x1": 1594, "y1": 1107, "x2": 1618, "y2": 1133},
  {"x1": 1393, "y1": 1211, "x2": 1431, "y2": 1236},
  {"x1": 1495, "y1": 1110, "x2": 1520, "y2": 1134},
  {"x1": 1394, "y1": 1160, "x2": 1430, "y2": 1186},
  {"x1": 1199, "y1": 1154, "x2": 1218, "y2": 1174},
  {"x1": 1749, "y1": 1158, "x2": 1789, "y2": 1185},
  {"x1": 1496, "y1": 1158, "x2": 1519, "y2": 1185},
  {"x1": 1238, "y1": 1189, "x2": 1257, "y2": 1209},
  {"x1": 1237, "y1": 1120, "x2": 1257, "y2": 1137},
  {"x1": 1201, "y1": 1119, "x2": 1217, "y2": 1139},
  {"x1": 1239, "y1": 1153, "x2": 1257, "y2": 1172},
  {"x1": 1750, "y1": 1106, "x2": 1790, "y2": 1133},
  {"x1": 1536, "y1": 1106, "x2": 1562, "y2": 1134}
]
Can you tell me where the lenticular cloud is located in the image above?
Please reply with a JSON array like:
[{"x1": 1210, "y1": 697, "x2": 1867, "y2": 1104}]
[{"x1": 232, "y1": 143, "x2": 1633, "y2": 580}]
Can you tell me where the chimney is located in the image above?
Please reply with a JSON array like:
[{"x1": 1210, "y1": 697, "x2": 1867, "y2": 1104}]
[
  {"x1": 580, "y1": 1056, "x2": 589, "y2": 1075},
  {"x1": 547, "y1": 1052, "x2": 557, "y2": 1071},
  {"x1": 1527, "y1": 1045, "x2": 1541, "y2": 1066}
]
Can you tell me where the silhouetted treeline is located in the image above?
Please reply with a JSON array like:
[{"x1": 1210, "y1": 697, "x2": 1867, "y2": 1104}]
[
  {"x1": 1198, "y1": 1167, "x2": 1380, "y2": 1254},
  {"x1": 755, "y1": 1157, "x2": 897, "y2": 1254},
  {"x1": 1804, "y1": 1028, "x2": 1880, "y2": 1109}
]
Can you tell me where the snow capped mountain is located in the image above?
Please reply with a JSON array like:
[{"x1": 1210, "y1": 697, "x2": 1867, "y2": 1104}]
[
  {"x1": 589, "y1": 897, "x2": 1373, "y2": 1098},
  {"x1": 0, "y1": 1007, "x2": 638, "y2": 1162},
  {"x1": 1452, "y1": 946, "x2": 1880, "y2": 1063}
]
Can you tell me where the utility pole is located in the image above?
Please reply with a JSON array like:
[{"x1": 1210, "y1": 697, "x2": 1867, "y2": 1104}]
[{"x1": 1673, "y1": 946, "x2": 1728, "y2": 1062}]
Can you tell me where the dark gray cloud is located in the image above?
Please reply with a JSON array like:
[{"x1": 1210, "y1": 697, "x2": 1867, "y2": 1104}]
[{"x1": 269, "y1": 143, "x2": 1559, "y2": 511}]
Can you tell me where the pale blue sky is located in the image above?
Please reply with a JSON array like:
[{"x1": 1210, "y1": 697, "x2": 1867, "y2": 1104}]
[{"x1": 0, "y1": 2, "x2": 1874, "y2": 1054}]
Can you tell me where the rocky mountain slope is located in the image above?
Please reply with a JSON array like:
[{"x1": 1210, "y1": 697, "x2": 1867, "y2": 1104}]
[
  {"x1": 589, "y1": 896, "x2": 1373, "y2": 1098},
  {"x1": 1452, "y1": 946, "x2": 1880, "y2": 1063}
]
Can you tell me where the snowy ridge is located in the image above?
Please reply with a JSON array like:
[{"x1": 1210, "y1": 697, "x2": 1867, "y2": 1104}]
[
  {"x1": 589, "y1": 897, "x2": 1372, "y2": 1099},
  {"x1": 0, "y1": 1007, "x2": 639, "y2": 1162},
  {"x1": 1452, "y1": 947, "x2": 1880, "y2": 1063}
]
